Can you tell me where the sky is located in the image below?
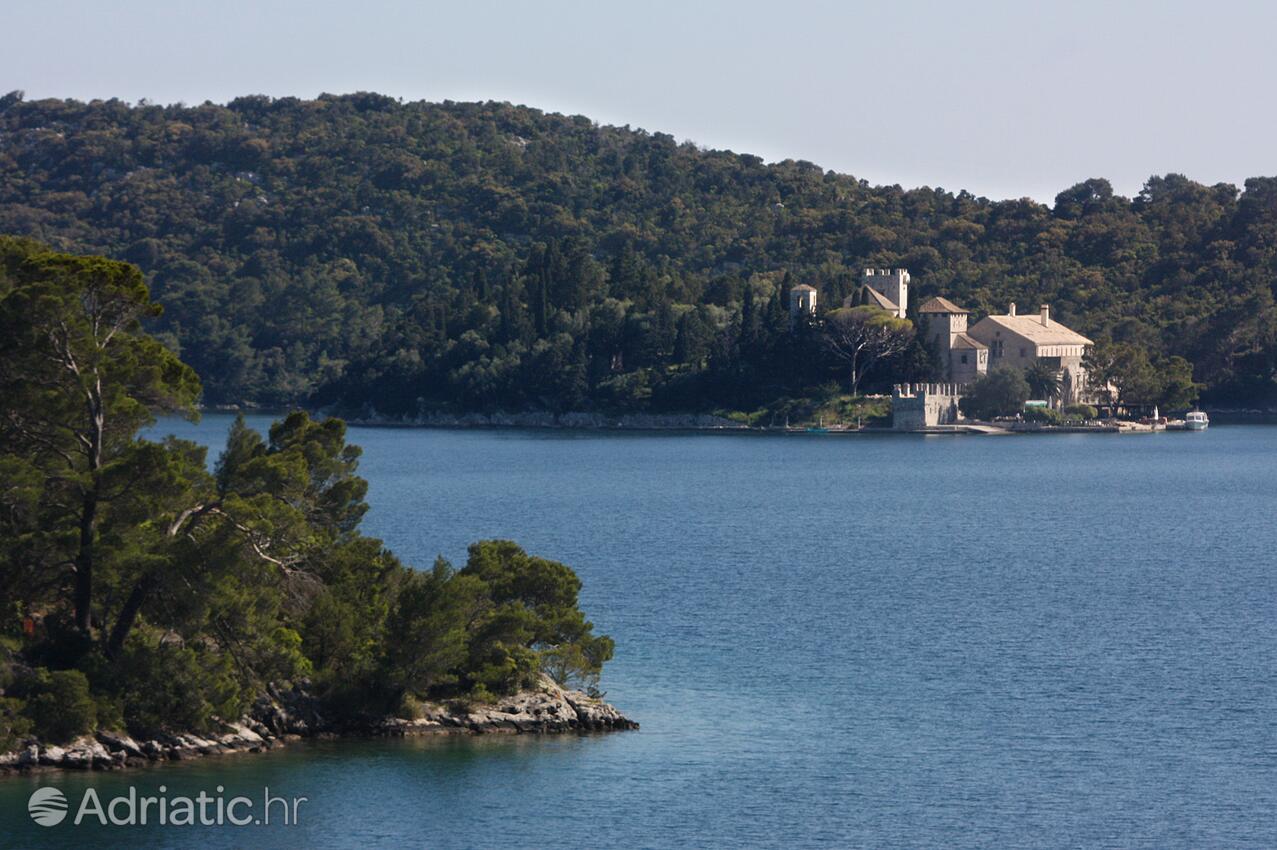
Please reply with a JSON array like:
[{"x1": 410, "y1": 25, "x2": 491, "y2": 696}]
[{"x1": 3, "y1": 0, "x2": 1273, "y2": 202}]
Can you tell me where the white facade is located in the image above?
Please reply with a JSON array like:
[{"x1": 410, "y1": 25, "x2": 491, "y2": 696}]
[
  {"x1": 967, "y1": 303, "x2": 1094, "y2": 406},
  {"x1": 788, "y1": 284, "x2": 817, "y2": 319}
]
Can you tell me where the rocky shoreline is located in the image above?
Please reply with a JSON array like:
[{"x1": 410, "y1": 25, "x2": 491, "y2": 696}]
[
  {"x1": 343, "y1": 409, "x2": 745, "y2": 430},
  {"x1": 0, "y1": 677, "x2": 636, "y2": 775}
]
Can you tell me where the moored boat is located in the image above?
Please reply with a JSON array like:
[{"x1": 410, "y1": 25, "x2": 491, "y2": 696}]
[{"x1": 1185, "y1": 410, "x2": 1209, "y2": 431}]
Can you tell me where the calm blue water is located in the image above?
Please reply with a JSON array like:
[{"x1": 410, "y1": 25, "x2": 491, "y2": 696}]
[{"x1": 4, "y1": 419, "x2": 1277, "y2": 849}]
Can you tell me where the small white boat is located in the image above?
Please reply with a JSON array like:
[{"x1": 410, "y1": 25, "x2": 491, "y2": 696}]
[{"x1": 1185, "y1": 411, "x2": 1209, "y2": 431}]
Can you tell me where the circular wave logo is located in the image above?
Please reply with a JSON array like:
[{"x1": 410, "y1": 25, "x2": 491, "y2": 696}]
[{"x1": 28, "y1": 787, "x2": 68, "y2": 826}]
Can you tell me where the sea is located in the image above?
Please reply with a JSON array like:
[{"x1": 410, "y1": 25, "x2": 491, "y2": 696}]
[{"x1": 3, "y1": 416, "x2": 1275, "y2": 849}]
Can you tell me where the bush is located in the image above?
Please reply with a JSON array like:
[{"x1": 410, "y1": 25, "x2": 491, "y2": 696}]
[
  {"x1": 0, "y1": 696, "x2": 32, "y2": 750},
  {"x1": 1062, "y1": 403, "x2": 1098, "y2": 420},
  {"x1": 541, "y1": 634, "x2": 615, "y2": 694},
  {"x1": 397, "y1": 693, "x2": 427, "y2": 720},
  {"x1": 1023, "y1": 407, "x2": 1063, "y2": 424},
  {"x1": 959, "y1": 367, "x2": 1031, "y2": 420},
  {"x1": 110, "y1": 640, "x2": 245, "y2": 737},
  {"x1": 24, "y1": 669, "x2": 97, "y2": 743}
]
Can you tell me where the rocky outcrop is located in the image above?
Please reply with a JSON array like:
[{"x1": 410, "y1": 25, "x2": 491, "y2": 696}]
[
  {"x1": 0, "y1": 722, "x2": 278, "y2": 774},
  {"x1": 0, "y1": 677, "x2": 635, "y2": 774},
  {"x1": 378, "y1": 676, "x2": 638, "y2": 736}
]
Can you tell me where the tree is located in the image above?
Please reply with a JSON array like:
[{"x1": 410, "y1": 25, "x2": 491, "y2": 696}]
[
  {"x1": 1083, "y1": 343, "x2": 1121, "y2": 413},
  {"x1": 24, "y1": 95, "x2": 1277, "y2": 413},
  {"x1": 1157, "y1": 356, "x2": 1200, "y2": 410},
  {"x1": 1107, "y1": 343, "x2": 1162, "y2": 411},
  {"x1": 1085, "y1": 342, "x2": 1203, "y2": 415},
  {"x1": 102, "y1": 410, "x2": 372, "y2": 659},
  {"x1": 893, "y1": 334, "x2": 943, "y2": 384},
  {"x1": 380, "y1": 558, "x2": 487, "y2": 707},
  {"x1": 1119, "y1": 353, "x2": 1162, "y2": 410},
  {"x1": 959, "y1": 367, "x2": 1031, "y2": 420},
  {"x1": 822, "y1": 307, "x2": 914, "y2": 395},
  {"x1": 0, "y1": 239, "x2": 200, "y2": 635},
  {"x1": 459, "y1": 541, "x2": 614, "y2": 694},
  {"x1": 673, "y1": 308, "x2": 712, "y2": 366},
  {"x1": 0, "y1": 244, "x2": 620, "y2": 740},
  {"x1": 1024, "y1": 361, "x2": 1062, "y2": 402}
]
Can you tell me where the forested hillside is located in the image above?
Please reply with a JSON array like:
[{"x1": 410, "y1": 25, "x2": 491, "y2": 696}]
[{"x1": 2, "y1": 89, "x2": 1276, "y2": 412}]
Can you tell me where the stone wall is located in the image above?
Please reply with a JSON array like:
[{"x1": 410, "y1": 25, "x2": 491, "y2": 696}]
[{"x1": 891, "y1": 383, "x2": 964, "y2": 430}]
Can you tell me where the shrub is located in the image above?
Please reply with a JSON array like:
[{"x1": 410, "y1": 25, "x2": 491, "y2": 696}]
[
  {"x1": 93, "y1": 696, "x2": 125, "y2": 732},
  {"x1": 1023, "y1": 406, "x2": 1063, "y2": 424},
  {"x1": 541, "y1": 634, "x2": 615, "y2": 694},
  {"x1": 397, "y1": 693, "x2": 427, "y2": 720},
  {"x1": 1062, "y1": 403, "x2": 1098, "y2": 420},
  {"x1": 959, "y1": 367, "x2": 1031, "y2": 420},
  {"x1": 0, "y1": 696, "x2": 32, "y2": 750},
  {"x1": 111, "y1": 641, "x2": 245, "y2": 737},
  {"x1": 24, "y1": 669, "x2": 97, "y2": 743}
]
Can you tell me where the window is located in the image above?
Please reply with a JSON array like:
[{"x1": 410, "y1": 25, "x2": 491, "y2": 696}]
[
  {"x1": 1020, "y1": 347, "x2": 1026, "y2": 357},
  {"x1": 960, "y1": 354, "x2": 968, "y2": 364}
]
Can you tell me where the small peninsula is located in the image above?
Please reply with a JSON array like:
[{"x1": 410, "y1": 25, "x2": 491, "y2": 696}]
[{"x1": 0, "y1": 240, "x2": 632, "y2": 774}]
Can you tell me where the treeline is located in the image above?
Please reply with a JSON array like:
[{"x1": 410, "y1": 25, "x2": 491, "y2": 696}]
[
  {"x1": 0, "y1": 240, "x2": 612, "y2": 747},
  {"x1": 2, "y1": 90, "x2": 1276, "y2": 411}
]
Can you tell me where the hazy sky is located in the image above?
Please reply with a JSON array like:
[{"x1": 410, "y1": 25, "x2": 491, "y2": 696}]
[{"x1": 4, "y1": 0, "x2": 1273, "y2": 202}]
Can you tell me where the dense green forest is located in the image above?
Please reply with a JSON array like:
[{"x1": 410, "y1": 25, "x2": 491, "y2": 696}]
[
  {"x1": 0, "y1": 240, "x2": 613, "y2": 747},
  {"x1": 2, "y1": 90, "x2": 1276, "y2": 413}
]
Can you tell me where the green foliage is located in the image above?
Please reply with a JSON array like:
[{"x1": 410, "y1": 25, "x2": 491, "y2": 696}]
[
  {"x1": 0, "y1": 236, "x2": 204, "y2": 634},
  {"x1": 1158, "y1": 356, "x2": 1201, "y2": 411},
  {"x1": 1024, "y1": 361, "x2": 1062, "y2": 401},
  {"x1": 105, "y1": 638, "x2": 247, "y2": 737},
  {"x1": 23, "y1": 670, "x2": 97, "y2": 743},
  {"x1": 822, "y1": 307, "x2": 916, "y2": 395},
  {"x1": 960, "y1": 367, "x2": 1032, "y2": 420},
  {"x1": 0, "y1": 232, "x2": 619, "y2": 744},
  {"x1": 376, "y1": 542, "x2": 616, "y2": 704},
  {"x1": 459, "y1": 540, "x2": 611, "y2": 695},
  {"x1": 0, "y1": 696, "x2": 32, "y2": 750},
  {"x1": 1086, "y1": 342, "x2": 1201, "y2": 411},
  {"x1": 1022, "y1": 407, "x2": 1063, "y2": 424},
  {"x1": 1062, "y1": 403, "x2": 1099, "y2": 420},
  {"x1": 5, "y1": 95, "x2": 1268, "y2": 409},
  {"x1": 540, "y1": 635, "x2": 615, "y2": 695},
  {"x1": 380, "y1": 558, "x2": 486, "y2": 705},
  {"x1": 299, "y1": 537, "x2": 399, "y2": 678}
]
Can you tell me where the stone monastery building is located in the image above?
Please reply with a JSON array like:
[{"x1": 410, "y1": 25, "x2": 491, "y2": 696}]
[
  {"x1": 787, "y1": 268, "x2": 1099, "y2": 424},
  {"x1": 920, "y1": 296, "x2": 1093, "y2": 406}
]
